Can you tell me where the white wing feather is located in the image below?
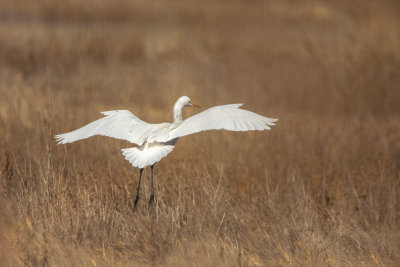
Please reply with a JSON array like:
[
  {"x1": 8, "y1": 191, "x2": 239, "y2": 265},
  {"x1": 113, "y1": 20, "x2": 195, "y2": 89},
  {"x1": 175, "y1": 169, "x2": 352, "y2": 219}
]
[
  {"x1": 55, "y1": 110, "x2": 149, "y2": 146},
  {"x1": 156, "y1": 104, "x2": 278, "y2": 142}
]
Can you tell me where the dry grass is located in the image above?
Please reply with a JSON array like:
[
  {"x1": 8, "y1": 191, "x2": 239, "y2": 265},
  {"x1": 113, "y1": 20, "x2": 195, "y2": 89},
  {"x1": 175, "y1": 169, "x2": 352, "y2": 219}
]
[{"x1": 0, "y1": 0, "x2": 399, "y2": 266}]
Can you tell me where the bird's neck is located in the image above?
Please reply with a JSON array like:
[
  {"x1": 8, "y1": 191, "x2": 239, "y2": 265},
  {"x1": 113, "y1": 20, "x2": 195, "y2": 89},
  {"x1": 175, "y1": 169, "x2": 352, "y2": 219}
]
[{"x1": 173, "y1": 101, "x2": 184, "y2": 125}]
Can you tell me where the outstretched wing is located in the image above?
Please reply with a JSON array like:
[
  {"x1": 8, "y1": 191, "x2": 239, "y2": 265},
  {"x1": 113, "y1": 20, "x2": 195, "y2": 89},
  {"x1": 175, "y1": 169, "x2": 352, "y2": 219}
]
[
  {"x1": 156, "y1": 104, "x2": 278, "y2": 142},
  {"x1": 55, "y1": 110, "x2": 150, "y2": 146}
]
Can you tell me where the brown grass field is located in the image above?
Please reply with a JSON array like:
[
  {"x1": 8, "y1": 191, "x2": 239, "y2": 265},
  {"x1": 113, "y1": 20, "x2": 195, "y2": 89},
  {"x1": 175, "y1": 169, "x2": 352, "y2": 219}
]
[{"x1": 0, "y1": 0, "x2": 399, "y2": 266}]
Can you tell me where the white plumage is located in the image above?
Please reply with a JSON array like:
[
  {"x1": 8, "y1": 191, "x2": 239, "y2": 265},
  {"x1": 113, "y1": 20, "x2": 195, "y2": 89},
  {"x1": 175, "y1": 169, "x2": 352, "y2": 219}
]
[
  {"x1": 121, "y1": 140, "x2": 177, "y2": 169},
  {"x1": 55, "y1": 96, "x2": 277, "y2": 207}
]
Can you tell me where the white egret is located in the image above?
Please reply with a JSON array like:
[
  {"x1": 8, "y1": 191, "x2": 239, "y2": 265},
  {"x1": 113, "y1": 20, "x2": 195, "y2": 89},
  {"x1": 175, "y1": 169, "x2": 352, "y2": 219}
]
[{"x1": 55, "y1": 96, "x2": 277, "y2": 208}]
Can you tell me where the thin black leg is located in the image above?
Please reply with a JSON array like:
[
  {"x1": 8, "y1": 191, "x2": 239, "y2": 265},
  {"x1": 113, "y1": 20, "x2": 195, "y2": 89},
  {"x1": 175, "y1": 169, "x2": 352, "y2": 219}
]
[
  {"x1": 133, "y1": 168, "x2": 143, "y2": 211},
  {"x1": 148, "y1": 164, "x2": 155, "y2": 207}
]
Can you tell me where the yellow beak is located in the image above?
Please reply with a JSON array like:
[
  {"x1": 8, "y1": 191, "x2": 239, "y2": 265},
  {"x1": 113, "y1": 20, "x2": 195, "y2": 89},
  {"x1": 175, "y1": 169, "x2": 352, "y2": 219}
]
[{"x1": 191, "y1": 101, "x2": 201, "y2": 108}]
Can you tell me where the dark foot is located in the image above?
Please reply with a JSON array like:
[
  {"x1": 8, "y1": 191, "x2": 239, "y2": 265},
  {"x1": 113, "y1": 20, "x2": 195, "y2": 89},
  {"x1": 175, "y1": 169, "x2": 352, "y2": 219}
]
[
  {"x1": 133, "y1": 194, "x2": 140, "y2": 211},
  {"x1": 148, "y1": 194, "x2": 154, "y2": 208}
]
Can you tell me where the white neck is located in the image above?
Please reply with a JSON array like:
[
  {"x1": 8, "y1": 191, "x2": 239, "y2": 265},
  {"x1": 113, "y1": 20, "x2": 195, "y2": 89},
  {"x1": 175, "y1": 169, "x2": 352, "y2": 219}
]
[{"x1": 173, "y1": 100, "x2": 185, "y2": 125}]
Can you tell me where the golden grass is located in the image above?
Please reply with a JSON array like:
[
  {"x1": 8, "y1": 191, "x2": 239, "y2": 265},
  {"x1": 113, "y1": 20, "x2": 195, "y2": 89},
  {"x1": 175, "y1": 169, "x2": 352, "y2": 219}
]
[{"x1": 0, "y1": 0, "x2": 399, "y2": 265}]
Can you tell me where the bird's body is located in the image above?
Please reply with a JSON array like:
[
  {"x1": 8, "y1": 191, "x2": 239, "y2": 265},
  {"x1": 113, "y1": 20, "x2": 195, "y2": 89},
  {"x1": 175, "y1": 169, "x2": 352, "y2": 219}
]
[{"x1": 56, "y1": 96, "x2": 277, "y2": 208}]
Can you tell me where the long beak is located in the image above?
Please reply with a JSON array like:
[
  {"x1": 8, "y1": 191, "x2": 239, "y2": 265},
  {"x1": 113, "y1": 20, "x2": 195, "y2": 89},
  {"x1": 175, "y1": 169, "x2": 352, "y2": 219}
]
[{"x1": 191, "y1": 101, "x2": 201, "y2": 108}]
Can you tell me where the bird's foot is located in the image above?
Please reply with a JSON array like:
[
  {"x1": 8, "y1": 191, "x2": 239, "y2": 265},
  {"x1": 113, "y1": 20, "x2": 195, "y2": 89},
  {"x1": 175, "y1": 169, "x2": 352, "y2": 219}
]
[
  {"x1": 148, "y1": 194, "x2": 154, "y2": 208},
  {"x1": 133, "y1": 194, "x2": 140, "y2": 212}
]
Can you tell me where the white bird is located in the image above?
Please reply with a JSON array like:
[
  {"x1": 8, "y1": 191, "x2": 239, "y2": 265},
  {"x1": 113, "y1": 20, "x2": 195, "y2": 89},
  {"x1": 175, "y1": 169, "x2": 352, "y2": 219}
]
[{"x1": 55, "y1": 96, "x2": 277, "y2": 208}]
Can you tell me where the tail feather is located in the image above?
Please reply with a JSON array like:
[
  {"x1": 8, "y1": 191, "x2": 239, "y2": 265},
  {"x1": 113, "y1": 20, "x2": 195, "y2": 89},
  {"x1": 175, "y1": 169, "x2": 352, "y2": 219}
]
[{"x1": 122, "y1": 143, "x2": 175, "y2": 168}]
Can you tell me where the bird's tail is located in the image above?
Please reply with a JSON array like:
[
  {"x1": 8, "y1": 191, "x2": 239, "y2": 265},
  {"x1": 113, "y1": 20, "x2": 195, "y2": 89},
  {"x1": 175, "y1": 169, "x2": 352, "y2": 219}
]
[{"x1": 121, "y1": 143, "x2": 175, "y2": 169}]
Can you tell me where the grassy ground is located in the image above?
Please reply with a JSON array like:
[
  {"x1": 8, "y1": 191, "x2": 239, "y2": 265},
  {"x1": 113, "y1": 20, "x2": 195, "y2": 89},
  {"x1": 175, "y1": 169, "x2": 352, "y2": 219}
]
[{"x1": 0, "y1": 0, "x2": 399, "y2": 266}]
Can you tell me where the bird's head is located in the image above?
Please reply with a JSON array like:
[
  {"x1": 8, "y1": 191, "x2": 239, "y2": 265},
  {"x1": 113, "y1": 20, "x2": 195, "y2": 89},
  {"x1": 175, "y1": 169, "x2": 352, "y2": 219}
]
[{"x1": 179, "y1": 96, "x2": 201, "y2": 108}]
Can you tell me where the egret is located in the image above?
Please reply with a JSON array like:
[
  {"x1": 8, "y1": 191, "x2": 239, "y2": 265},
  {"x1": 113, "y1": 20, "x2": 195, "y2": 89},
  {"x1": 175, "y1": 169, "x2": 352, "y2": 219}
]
[{"x1": 55, "y1": 96, "x2": 278, "y2": 208}]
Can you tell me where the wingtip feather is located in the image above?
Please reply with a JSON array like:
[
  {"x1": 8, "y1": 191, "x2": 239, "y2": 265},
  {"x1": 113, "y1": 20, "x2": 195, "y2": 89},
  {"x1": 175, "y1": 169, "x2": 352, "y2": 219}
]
[
  {"x1": 55, "y1": 133, "x2": 71, "y2": 144},
  {"x1": 54, "y1": 134, "x2": 65, "y2": 144}
]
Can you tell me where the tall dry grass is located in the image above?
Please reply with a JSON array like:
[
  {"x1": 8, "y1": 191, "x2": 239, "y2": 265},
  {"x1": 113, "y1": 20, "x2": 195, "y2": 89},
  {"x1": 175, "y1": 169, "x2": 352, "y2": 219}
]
[{"x1": 0, "y1": 0, "x2": 399, "y2": 266}]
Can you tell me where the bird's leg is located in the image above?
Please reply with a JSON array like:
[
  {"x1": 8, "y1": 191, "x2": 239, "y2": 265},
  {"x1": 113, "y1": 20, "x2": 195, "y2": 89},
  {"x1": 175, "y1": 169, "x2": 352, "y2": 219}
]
[
  {"x1": 133, "y1": 168, "x2": 143, "y2": 211},
  {"x1": 148, "y1": 164, "x2": 155, "y2": 207}
]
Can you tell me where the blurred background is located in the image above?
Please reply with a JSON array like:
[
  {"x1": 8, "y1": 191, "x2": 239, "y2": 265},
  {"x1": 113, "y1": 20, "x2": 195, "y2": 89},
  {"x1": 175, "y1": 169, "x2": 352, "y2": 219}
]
[{"x1": 0, "y1": 0, "x2": 399, "y2": 266}]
